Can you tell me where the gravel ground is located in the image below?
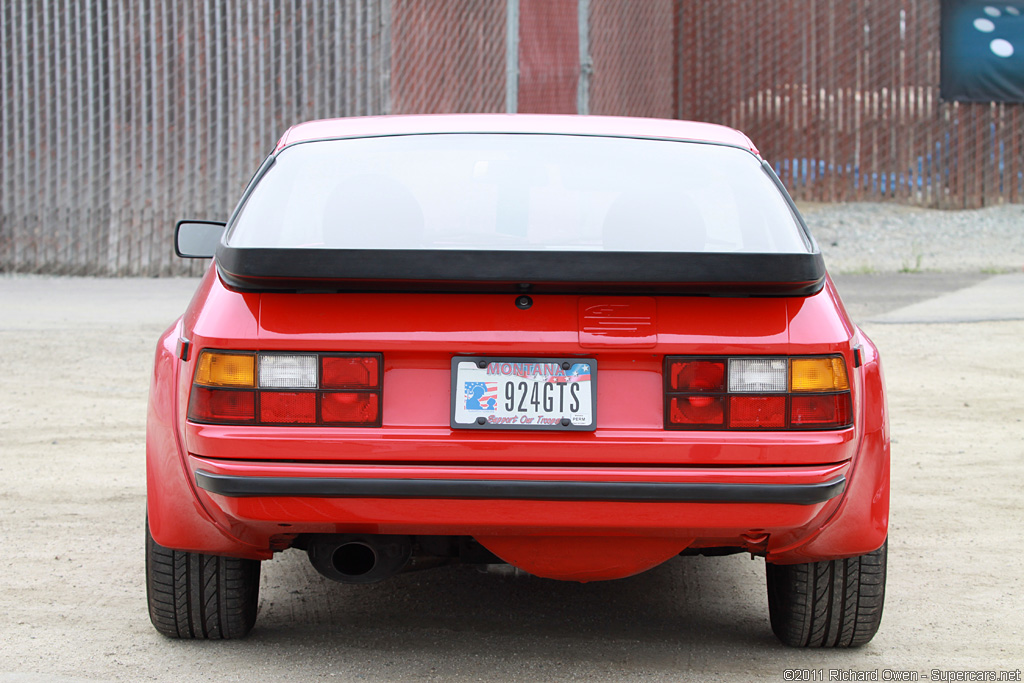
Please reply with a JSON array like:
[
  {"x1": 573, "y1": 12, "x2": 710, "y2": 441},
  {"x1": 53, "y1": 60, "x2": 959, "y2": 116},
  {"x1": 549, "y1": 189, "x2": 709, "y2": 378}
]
[{"x1": 799, "y1": 202, "x2": 1024, "y2": 274}]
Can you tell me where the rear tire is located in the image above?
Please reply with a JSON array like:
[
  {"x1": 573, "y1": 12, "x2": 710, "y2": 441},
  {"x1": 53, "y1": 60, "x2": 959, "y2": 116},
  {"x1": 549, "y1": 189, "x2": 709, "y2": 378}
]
[
  {"x1": 766, "y1": 540, "x2": 886, "y2": 647},
  {"x1": 146, "y1": 522, "x2": 260, "y2": 639}
]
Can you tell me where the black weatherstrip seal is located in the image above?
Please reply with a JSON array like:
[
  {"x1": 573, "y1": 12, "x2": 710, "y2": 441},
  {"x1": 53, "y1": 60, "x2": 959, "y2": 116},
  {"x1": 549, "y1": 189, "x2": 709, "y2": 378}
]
[
  {"x1": 195, "y1": 470, "x2": 845, "y2": 505},
  {"x1": 215, "y1": 247, "x2": 826, "y2": 296}
]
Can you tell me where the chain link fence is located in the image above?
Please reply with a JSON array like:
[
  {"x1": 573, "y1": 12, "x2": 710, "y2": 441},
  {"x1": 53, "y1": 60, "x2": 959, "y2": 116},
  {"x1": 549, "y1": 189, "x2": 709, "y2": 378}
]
[
  {"x1": 2, "y1": 0, "x2": 1022, "y2": 276},
  {"x1": 677, "y1": 1, "x2": 1024, "y2": 208},
  {"x1": 587, "y1": 0, "x2": 675, "y2": 118},
  {"x1": 2, "y1": 1, "x2": 391, "y2": 276},
  {"x1": 391, "y1": 0, "x2": 507, "y2": 114}
]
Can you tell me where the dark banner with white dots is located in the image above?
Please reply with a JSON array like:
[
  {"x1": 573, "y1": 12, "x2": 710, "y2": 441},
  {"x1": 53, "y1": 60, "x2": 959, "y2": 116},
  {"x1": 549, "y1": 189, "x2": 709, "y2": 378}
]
[{"x1": 941, "y1": 1, "x2": 1024, "y2": 101}]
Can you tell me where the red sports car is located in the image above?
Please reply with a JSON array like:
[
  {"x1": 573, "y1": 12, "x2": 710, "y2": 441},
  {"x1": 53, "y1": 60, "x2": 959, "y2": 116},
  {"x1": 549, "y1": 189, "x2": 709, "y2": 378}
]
[{"x1": 148, "y1": 114, "x2": 889, "y2": 646}]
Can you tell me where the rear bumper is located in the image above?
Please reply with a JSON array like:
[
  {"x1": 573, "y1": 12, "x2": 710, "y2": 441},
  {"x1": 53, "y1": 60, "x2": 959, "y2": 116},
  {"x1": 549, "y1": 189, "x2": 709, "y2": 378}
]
[
  {"x1": 195, "y1": 468, "x2": 846, "y2": 505},
  {"x1": 186, "y1": 456, "x2": 851, "y2": 556}
]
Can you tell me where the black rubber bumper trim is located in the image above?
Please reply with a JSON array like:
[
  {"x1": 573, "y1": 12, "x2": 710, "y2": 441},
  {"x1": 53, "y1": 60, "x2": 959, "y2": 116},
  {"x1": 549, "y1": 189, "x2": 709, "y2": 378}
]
[{"x1": 194, "y1": 470, "x2": 845, "y2": 505}]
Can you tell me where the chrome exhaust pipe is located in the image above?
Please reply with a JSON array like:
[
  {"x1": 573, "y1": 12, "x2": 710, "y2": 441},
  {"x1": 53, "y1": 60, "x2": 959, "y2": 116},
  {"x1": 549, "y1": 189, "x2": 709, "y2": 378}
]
[{"x1": 307, "y1": 534, "x2": 412, "y2": 584}]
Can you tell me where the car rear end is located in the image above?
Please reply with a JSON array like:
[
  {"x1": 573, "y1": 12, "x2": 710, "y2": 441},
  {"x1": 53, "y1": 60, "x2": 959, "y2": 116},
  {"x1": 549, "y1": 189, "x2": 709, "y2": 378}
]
[{"x1": 147, "y1": 116, "x2": 888, "y2": 644}]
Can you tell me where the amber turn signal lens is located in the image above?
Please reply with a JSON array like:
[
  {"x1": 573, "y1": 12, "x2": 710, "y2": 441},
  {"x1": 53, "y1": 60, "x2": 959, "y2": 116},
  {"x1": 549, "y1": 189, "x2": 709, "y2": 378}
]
[
  {"x1": 195, "y1": 351, "x2": 255, "y2": 387},
  {"x1": 790, "y1": 357, "x2": 849, "y2": 392}
]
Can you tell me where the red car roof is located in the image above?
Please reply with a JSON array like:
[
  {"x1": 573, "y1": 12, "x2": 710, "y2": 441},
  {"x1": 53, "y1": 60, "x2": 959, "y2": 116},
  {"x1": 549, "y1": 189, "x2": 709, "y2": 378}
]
[{"x1": 274, "y1": 114, "x2": 759, "y2": 155}]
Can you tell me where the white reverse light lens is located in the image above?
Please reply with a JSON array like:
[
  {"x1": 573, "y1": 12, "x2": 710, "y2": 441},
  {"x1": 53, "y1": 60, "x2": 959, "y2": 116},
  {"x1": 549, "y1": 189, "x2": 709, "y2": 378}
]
[
  {"x1": 729, "y1": 358, "x2": 787, "y2": 393},
  {"x1": 259, "y1": 354, "x2": 318, "y2": 388}
]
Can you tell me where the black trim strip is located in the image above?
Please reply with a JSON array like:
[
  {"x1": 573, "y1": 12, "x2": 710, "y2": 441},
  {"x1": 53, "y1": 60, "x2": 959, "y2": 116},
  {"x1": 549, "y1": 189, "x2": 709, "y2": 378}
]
[
  {"x1": 215, "y1": 248, "x2": 826, "y2": 296},
  {"x1": 194, "y1": 470, "x2": 845, "y2": 505}
]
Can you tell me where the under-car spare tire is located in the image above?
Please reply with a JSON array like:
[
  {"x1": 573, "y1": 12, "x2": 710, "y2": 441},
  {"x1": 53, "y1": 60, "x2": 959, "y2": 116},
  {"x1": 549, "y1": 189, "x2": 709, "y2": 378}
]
[
  {"x1": 146, "y1": 522, "x2": 260, "y2": 639},
  {"x1": 766, "y1": 539, "x2": 886, "y2": 647}
]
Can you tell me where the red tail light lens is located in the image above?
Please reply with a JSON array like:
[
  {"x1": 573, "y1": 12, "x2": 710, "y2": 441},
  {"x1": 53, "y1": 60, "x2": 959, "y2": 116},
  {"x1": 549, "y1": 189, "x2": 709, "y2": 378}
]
[
  {"x1": 791, "y1": 394, "x2": 852, "y2": 428},
  {"x1": 729, "y1": 396, "x2": 786, "y2": 429},
  {"x1": 322, "y1": 392, "x2": 379, "y2": 424},
  {"x1": 260, "y1": 392, "x2": 317, "y2": 424},
  {"x1": 670, "y1": 396, "x2": 725, "y2": 426},
  {"x1": 665, "y1": 355, "x2": 852, "y2": 430},
  {"x1": 188, "y1": 351, "x2": 382, "y2": 426},
  {"x1": 669, "y1": 360, "x2": 725, "y2": 392},
  {"x1": 322, "y1": 356, "x2": 379, "y2": 389},
  {"x1": 188, "y1": 387, "x2": 256, "y2": 423}
]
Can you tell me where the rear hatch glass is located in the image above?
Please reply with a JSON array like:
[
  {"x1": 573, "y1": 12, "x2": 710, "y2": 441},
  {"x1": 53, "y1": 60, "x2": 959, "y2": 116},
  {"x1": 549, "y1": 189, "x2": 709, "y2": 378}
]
[{"x1": 219, "y1": 133, "x2": 822, "y2": 294}]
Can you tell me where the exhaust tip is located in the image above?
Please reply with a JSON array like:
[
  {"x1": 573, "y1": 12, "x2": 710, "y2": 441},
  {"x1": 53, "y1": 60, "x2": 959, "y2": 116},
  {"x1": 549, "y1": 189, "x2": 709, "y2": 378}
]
[
  {"x1": 332, "y1": 542, "x2": 377, "y2": 577},
  {"x1": 307, "y1": 534, "x2": 412, "y2": 584}
]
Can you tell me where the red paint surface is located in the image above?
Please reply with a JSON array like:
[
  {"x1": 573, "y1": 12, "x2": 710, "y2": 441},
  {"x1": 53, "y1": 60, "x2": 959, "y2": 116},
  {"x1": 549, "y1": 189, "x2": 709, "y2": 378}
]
[
  {"x1": 578, "y1": 297, "x2": 658, "y2": 348},
  {"x1": 476, "y1": 536, "x2": 692, "y2": 581}
]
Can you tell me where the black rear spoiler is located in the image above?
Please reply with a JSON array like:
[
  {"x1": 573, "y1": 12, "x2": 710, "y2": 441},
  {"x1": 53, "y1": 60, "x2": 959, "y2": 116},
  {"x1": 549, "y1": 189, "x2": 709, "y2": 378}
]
[{"x1": 215, "y1": 246, "x2": 826, "y2": 296}]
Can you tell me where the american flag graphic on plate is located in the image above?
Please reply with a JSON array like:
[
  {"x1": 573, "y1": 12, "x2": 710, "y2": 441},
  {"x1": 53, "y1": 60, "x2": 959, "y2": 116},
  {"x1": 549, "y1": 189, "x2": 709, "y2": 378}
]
[
  {"x1": 547, "y1": 363, "x2": 592, "y2": 383},
  {"x1": 464, "y1": 381, "x2": 498, "y2": 411}
]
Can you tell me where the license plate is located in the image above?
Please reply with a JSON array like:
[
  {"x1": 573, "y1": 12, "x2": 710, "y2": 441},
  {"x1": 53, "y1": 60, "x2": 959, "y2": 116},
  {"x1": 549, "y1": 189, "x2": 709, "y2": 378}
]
[{"x1": 451, "y1": 357, "x2": 597, "y2": 431}]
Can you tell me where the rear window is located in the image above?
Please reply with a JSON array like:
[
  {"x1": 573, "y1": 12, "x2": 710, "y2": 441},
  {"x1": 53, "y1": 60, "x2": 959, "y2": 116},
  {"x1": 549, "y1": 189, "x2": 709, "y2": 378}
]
[{"x1": 226, "y1": 133, "x2": 810, "y2": 254}]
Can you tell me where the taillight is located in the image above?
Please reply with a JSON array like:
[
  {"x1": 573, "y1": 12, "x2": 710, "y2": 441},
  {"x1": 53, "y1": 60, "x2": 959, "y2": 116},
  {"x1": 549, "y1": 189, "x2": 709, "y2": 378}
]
[
  {"x1": 188, "y1": 385, "x2": 256, "y2": 423},
  {"x1": 322, "y1": 392, "x2": 379, "y2": 424},
  {"x1": 670, "y1": 396, "x2": 725, "y2": 426},
  {"x1": 194, "y1": 351, "x2": 255, "y2": 388},
  {"x1": 729, "y1": 395, "x2": 786, "y2": 429},
  {"x1": 669, "y1": 360, "x2": 725, "y2": 392},
  {"x1": 260, "y1": 391, "x2": 317, "y2": 424},
  {"x1": 187, "y1": 351, "x2": 382, "y2": 426},
  {"x1": 791, "y1": 394, "x2": 851, "y2": 426},
  {"x1": 664, "y1": 355, "x2": 852, "y2": 430},
  {"x1": 322, "y1": 356, "x2": 379, "y2": 389}
]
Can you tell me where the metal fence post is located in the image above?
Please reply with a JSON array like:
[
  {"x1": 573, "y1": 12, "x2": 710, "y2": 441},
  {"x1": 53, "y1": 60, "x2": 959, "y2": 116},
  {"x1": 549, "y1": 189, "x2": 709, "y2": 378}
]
[
  {"x1": 506, "y1": 0, "x2": 518, "y2": 113},
  {"x1": 577, "y1": 0, "x2": 591, "y2": 115},
  {"x1": 381, "y1": 0, "x2": 392, "y2": 115}
]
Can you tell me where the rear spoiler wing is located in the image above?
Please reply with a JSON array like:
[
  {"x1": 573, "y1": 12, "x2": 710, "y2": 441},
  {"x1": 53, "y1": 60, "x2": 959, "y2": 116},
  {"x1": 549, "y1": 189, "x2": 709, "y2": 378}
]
[{"x1": 214, "y1": 247, "x2": 826, "y2": 296}]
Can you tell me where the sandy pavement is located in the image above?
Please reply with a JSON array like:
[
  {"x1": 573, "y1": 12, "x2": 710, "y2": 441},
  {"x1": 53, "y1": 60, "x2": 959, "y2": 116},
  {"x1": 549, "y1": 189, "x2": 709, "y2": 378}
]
[{"x1": 0, "y1": 274, "x2": 1022, "y2": 682}]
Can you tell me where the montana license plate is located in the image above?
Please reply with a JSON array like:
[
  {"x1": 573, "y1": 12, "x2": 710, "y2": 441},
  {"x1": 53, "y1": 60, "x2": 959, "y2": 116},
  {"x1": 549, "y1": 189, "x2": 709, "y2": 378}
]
[{"x1": 451, "y1": 357, "x2": 597, "y2": 430}]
